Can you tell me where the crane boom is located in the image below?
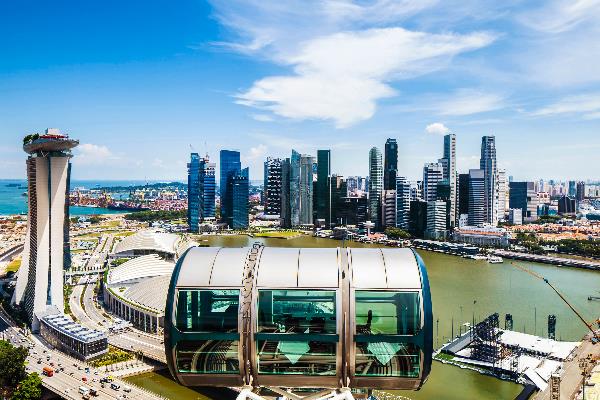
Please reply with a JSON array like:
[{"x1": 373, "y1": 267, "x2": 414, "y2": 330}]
[{"x1": 509, "y1": 261, "x2": 599, "y2": 342}]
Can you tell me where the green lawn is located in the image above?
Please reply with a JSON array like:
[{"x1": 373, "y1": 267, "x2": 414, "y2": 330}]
[{"x1": 89, "y1": 346, "x2": 133, "y2": 367}]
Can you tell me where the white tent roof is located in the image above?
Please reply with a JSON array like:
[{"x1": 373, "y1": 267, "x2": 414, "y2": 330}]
[{"x1": 107, "y1": 254, "x2": 174, "y2": 285}]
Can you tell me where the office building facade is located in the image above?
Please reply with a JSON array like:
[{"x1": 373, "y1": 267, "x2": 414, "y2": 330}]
[
  {"x1": 558, "y1": 195, "x2": 576, "y2": 215},
  {"x1": 264, "y1": 157, "x2": 283, "y2": 217},
  {"x1": 509, "y1": 182, "x2": 538, "y2": 221},
  {"x1": 229, "y1": 168, "x2": 249, "y2": 229},
  {"x1": 316, "y1": 150, "x2": 331, "y2": 224},
  {"x1": 368, "y1": 147, "x2": 383, "y2": 228},
  {"x1": 426, "y1": 201, "x2": 448, "y2": 240},
  {"x1": 384, "y1": 138, "x2": 398, "y2": 191},
  {"x1": 409, "y1": 200, "x2": 428, "y2": 238},
  {"x1": 441, "y1": 134, "x2": 457, "y2": 227},
  {"x1": 187, "y1": 153, "x2": 202, "y2": 233},
  {"x1": 423, "y1": 163, "x2": 443, "y2": 202},
  {"x1": 576, "y1": 181, "x2": 586, "y2": 201},
  {"x1": 280, "y1": 158, "x2": 292, "y2": 228},
  {"x1": 480, "y1": 136, "x2": 498, "y2": 226},
  {"x1": 380, "y1": 190, "x2": 396, "y2": 229},
  {"x1": 468, "y1": 169, "x2": 486, "y2": 226},
  {"x1": 395, "y1": 176, "x2": 411, "y2": 230},
  {"x1": 219, "y1": 150, "x2": 241, "y2": 222}
]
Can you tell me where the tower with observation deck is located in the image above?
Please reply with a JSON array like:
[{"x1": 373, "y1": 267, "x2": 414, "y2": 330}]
[
  {"x1": 164, "y1": 245, "x2": 432, "y2": 399},
  {"x1": 13, "y1": 128, "x2": 79, "y2": 331}
]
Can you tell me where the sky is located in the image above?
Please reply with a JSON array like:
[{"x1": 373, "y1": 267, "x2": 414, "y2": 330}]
[{"x1": 1, "y1": 0, "x2": 599, "y2": 182}]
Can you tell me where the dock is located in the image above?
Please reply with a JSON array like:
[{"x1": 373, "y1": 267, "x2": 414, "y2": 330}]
[{"x1": 492, "y1": 250, "x2": 600, "y2": 271}]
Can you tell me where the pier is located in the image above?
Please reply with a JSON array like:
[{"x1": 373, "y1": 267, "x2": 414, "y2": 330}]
[{"x1": 492, "y1": 250, "x2": 600, "y2": 270}]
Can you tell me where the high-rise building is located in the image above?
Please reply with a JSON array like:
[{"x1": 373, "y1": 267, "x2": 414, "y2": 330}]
[
  {"x1": 384, "y1": 138, "x2": 398, "y2": 190},
  {"x1": 13, "y1": 129, "x2": 79, "y2": 330},
  {"x1": 576, "y1": 181, "x2": 586, "y2": 201},
  {"x1": 329, "y1": 175, "x2": 347, "y2": 226},
  {"x1": 480, "y1": 136, "x2": 498, "y2": 226},
  {"x1": 497, "y1": 169, "x2": 507, "y2": 222},
  {"x1": 299, "y1": 154, "x2": 315, "y2": 226},
  {"x1": 316, "y1": 150, "x2": 331, "y2": 224},
  {"x1": 187, "y1": 153, "x2": 202, "y2": 233},
  {"x1": 280, "y1": 158, "x2": 291, "y2": 228},
  {"x1": 509, "y1": 182, "x2": 538, "y2": 221},
  {"x1": 557, "y1": 195, "x2": 576, "y2": 215},
  {"x1": 508, "y1": 208, "x2": 523, "y2": 225},
  {"x1": 426, "y1": 200, "x2": 447, "y2": 240},
  {"x1": 568, "y1": 181, "x2": 577, "y2": 197},
  {"x1": 409, "y1": 200, "x2": 428, "y2": 238},
  {"x1": 219, "y1": 150, "x2": 241, "y2": 222},
  {"x1": 423, "y1": 163, "x2": 443, "y2": 202},
  {"x1": 290, "y1": 150, "x2": 301, "y2": 226},
  {"x1": 436, "y1": 180, "x2": 452, "y2": 229},
  {"x1": 381, "y1": 190, "x2": 396, "y2": 229},
  {"x1": 229, "y1": 167, "x2": 249, "y2": 229},
  {"x1": 202, "y1": 159, "x2": 216, "y2": 220},
  {"x1": 335, "y1": 196, "x2": 368, "y2": 226},
  {"x1": 368, "y1": 147, "x2": 383, "y2": 228},
  {"x1": 264, "y1": 157, "x2": 283, "y2": 217},
  {"x1": 458, "y1": 173, "x2": 470, "y2": 217},
  {"x1": 468, "y1": 169, "x2": 486, "y2": 226},
  {"x1": 441, "y1": 134, "x2": 457, "y2": 227},
  {"x1": 395, "y1": 177, "x2": 411, "y2": 230}
]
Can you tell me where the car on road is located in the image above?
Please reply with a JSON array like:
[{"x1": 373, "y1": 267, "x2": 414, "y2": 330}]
[{"x1": 110, "y1": 383, "x2": 120, "y2": 390}]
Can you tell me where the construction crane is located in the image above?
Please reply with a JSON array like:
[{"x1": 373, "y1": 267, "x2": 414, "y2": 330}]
[{"x1": 509, "y1": 261, "x2": 599, "y2": 343}]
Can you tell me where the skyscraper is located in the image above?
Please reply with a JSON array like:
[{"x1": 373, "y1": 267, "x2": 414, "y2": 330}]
[
  {"x1": 280, "y1": 158, "x2": 292, "y2": 228},
  {"x1": 368, "y1": 147, "x2": 383, "y2": 228},
  {"x1": 229, "y1": 167, "x2": 249, "y2": 229},
  {"x1": 202, "y1": 159, "x2": 216, "y2": 220},
  {"x1": 468, "y1": 169, "x2": 486, "y2": 226},
  {"x1": 426, "y1": 200, "x2": 447, "y2": 240},
  {"x1": 423, "y1": 163, "x2": 443, "y2": 202},
  {"x1": 187, "y1": 153, "x2": 202, "y2": 233},
  {"x1": 509, "y1": 182, "x2": 538, "y2": 221},
  {"x1": 316, "y1": 149, "x2": 331, "y2": 224},
  {"x1": 264, "y1": 157, "x2": 283, "y2": 217},
  {"x1": 497, "y1": 169, "x2": 507, "y2": 222},
  {"x1": 568, "y1": 181, "x2": 577, "y2": 197},
  {"x1": 576, "y1": 181, "x2": 586, "y2": 201},
  {"x1": 299, "y1": 154, "x2": 315, "y2": 225},
  {"x1": 480, "y1": 136, "x2": 498, "y2": 226},
  {"x1": 219, "y1": 150, "x2": 241, "y2": 222},
  {"x1": 458, "y1": 173, "x2": 470, "y2": 217},
  {"x1": 442, "y1": 134, "x2": 456, "y2": 227},
  {"x1": 384, "y1": 138, "x2": 398, "y2": 191},
  {"x1": 395, "y1": 176, "x2": 411, "y2": 230},
  {"x1": 381, "y1": 190, "x2": 396, "y2": 229},
  {"x1": 290, "y1": 150, "x2": 301, "y2": 226},
  {"x1": 13, "y1": 129, "x2": 78, "y2": 330}
]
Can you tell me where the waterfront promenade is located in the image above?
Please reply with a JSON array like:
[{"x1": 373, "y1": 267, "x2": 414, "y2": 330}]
[{"x1": 493, "y1": 249, "x2": 600, "y2": 270}]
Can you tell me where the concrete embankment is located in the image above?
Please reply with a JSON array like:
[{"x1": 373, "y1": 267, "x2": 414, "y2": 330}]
[{"x1": 492, "y1": 250, "x2": 600, "y2": 271}]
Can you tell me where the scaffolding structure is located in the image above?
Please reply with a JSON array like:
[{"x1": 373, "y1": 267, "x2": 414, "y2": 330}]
[
  {"x1": 548, "y1": 315, "x2": 556, "y2": 340},
  {"x1": 470, "y1": 313, "x2": 501, "y2": 372}
]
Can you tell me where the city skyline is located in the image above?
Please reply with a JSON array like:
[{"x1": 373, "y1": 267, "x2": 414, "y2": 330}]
[{"x1": 1, "y1": 1, "x2": 600, "y2": 181}]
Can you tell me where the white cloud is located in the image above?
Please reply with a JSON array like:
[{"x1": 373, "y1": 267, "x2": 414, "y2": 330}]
[
  {"x1": 531, "y1": 93, "x2": 600, "y2": 119},
  {"x1": 152, "y1": 158, "x2": 165, "y2": 168},
  {"x1": 251, "y1": 113, "x2": 274, "y2": 122},
  {"x1": 73, "y1": 144, "x2": 117, "y2": 166},
  {"x1": 425, "y1": 122, "x2": 450, "y2": 135},
  {"x1": 246, "y1": 144, "x2": 268, "y2": 160},
  {"x1": 436, "y1": 89, "x2": 505, "y2": 116},
  {"x1": 519, "y1": 0, "x2": 600, "y2": 33},
  {"x1": 236, "y1": 28, "x2": 495, "y2": 127}
]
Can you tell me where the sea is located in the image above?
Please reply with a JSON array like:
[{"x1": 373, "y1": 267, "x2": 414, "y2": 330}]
[{"x1": 0, "y1": 179, "x2": 172, "y2": 216}]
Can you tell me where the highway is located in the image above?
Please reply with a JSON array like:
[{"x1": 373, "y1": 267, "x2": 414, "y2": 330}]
[
  {"x1": 0, "y1": 308, "x2": 165, "y2": 400},
  {"x1": 70, "y1": 279, "x2": 166, "y2": 363}
]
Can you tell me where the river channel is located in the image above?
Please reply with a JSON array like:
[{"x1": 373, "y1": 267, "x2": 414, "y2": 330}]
[{"x1": 126, "y1": 234, "x2": 600, "y2": 400}]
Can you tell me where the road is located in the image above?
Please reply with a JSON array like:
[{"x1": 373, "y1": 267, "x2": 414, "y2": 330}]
[
  {"x1": 70, "y1": 279, "x2": 166, "y2": 363},
  {"x1": 0, "y1": 308, "x2": 165, "y2": 400}
]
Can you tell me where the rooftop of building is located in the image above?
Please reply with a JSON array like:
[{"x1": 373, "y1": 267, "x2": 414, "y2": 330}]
[
  {"x1": 38, "y1": 307, "x2": 107, "y2": 343},
  {"x1": 111, "y1": 229, "x2": 196, "y2": 257},
  {"x1": 23, "y1": 128, "x2": 79, "y2": 154},
  {"x1": 106, "y1": 254, "x2": 175, "y2": 286}
]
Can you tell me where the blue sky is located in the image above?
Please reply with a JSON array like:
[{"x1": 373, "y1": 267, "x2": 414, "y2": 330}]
[{"x1": 1, "y1": 0, "x2": 599, "y2": 182}]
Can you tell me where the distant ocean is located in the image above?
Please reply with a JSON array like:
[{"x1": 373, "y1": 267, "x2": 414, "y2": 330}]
[{"x1": 0, "y1": 179, "x2": 172, "y2": 216}]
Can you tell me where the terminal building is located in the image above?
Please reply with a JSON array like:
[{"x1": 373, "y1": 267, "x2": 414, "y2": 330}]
[
  {"x1": 110, "y1": 230, "x2": 196, "y2": 260},
  {"x1": 164, "y1": 245, "x2": 432, "y2": 395},
  {"x1": 103, "y1": 254, "x2": 175, "y2": 333},
  {"x1": 38, "y1": 307, "x2": 108, "y2": 361}
]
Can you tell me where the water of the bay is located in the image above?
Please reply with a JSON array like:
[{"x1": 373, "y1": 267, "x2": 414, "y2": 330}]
[{"x1": 126, "y1": 235, "x2": 600, "y2": 400}]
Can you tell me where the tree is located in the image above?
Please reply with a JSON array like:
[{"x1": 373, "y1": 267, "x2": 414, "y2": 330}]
[
  {"x1": 12, "y1": 373, "x2": 42, "y2": 400},
  {"x1": 385, "y1": 227, "x2": 411, "y2": 240},
  {"x1": 0, "y1": 340, "x2": 28, "y2": 398}
]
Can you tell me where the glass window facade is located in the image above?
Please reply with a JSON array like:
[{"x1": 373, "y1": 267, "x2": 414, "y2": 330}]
[
  {"x1": 354, "y1": 291, "x2": 421, "y2": 378},
  {"x1": 174, "y1": 290, "x2": 240, "y2": 374},
  {"x1": 256, "y1": 290, "x2": 338, "y2": 375}
]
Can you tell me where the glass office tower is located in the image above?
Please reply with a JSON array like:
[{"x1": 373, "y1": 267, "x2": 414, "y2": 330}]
[{"x1": 220, "y1": 150, "x2": 241, "y2": 223}]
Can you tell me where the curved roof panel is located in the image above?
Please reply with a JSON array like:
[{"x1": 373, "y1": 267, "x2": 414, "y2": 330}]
[
  {"x1": 381, "y1": 248, "x2": 421, "y2": 289},
  {"x1": 176, "y1": 247, "x2": 221, "y2": 287},
  {"x1": 256, "y1": 247, "x2": 299, "y2": 288},
  {"x1": 210, "y1": 247, "x2": 250, "y2": 287},
  {"x1": 123, "y1": 274, "x2": 171, "y2": 313},
  {"x1": 113, "y1": 230, "x2": 181, "y2": 256},
  {"x1": 349, "y1": 248, "x2": 387, "y2": 289},
  {"x1": 107, "y1": 254, "x2": 174, "y2": 286}
]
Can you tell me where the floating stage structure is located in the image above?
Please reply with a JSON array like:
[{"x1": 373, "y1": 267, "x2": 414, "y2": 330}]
[
  {"x1": 164, "y1": 245, "x2": 433, "y2": 399},
  {"x1": 438, "y1": 313, "x2": 579, "y2": 392}
]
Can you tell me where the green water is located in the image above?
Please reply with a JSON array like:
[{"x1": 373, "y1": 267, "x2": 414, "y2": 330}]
[{"x1": 126, "y1": 235, "x2": 600, "y2": 400}]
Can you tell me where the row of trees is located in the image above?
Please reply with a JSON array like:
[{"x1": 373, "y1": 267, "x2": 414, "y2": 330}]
[
  {"x1": 124, "y1": 209, "x2": 186, "y2": 222},
  {"x1": 0, "y1": 341, "x2": 42, "y2": 399}
]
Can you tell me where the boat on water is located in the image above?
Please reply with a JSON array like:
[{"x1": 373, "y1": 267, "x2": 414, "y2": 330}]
[
  {"x1": 468, "y1": 254, "x2": 487, "y2": 260},
  {"x1": 487, "y1": 256, "x2": 504, "y2": 264}
]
